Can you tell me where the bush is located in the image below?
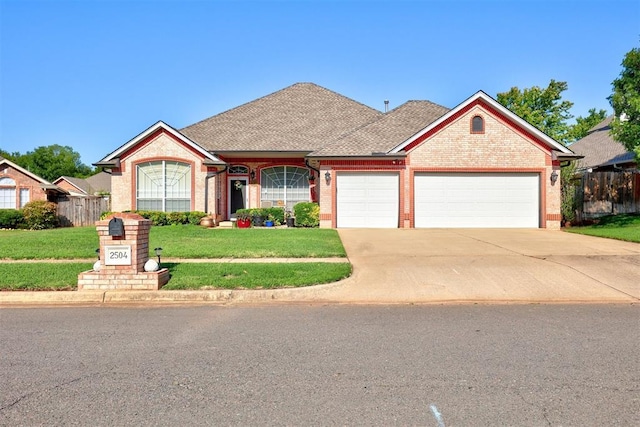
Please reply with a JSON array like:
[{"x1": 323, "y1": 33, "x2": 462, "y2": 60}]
[
  {"x1": 187, "y1": 211, "x2": 207, "y2": 225},
  {"x1": 22, "y1": 201, "x2": 59, "y2": 230},
  {"x1": 293, "y1": 202, "x2": 319, "y2": 227},
  {"x1": 100, "y1": 210, "x2": 208, "y2": 226},
  {"x1": 263, "y1": 207, "x2": 285, "y2": 224},
  {"x1": 0, "y1": 209, "x2": 25, "y2": 229}
]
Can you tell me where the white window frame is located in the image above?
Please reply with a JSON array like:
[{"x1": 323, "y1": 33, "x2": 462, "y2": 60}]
[
  {"x1": 260, "y1": 166, "x2": 310, "y2": 210},
  {"x1": 136, "y1": 160, "x2": 192, "y2": 212},
  {"x1": 0, "y1": 177, "x2": 17, "y2": 209}
]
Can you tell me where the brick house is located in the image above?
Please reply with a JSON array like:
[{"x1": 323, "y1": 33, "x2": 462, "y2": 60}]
[
  {"x1": 0, "y1": 157, "x2": 68, "y2": 209},
  {"x1": 96, "y1": 83, "x2": 578, "y2": 229},
  {"x1": 54, "y1": 172, "x2": 112, "y2": 197}
]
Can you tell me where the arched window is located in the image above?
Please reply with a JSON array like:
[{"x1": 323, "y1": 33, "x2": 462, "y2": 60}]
[
  {"x1": 0, "y1": 177, "x2": 17, "y2": 209},
  {"x1": 228, "y1": 165, "x2": 249, "y2": 175},
  {"x1": 260, "y1": 166, "x2": 310, "y2": 210},
  {"x1": 136, "y1": 161, "x2": 191, "y2": 212},
  {"x1": 471, "y1": 115, "x2": 484, "y2": 133}
]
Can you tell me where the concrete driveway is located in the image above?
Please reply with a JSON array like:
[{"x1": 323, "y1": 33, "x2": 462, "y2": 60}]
[{"x1": 314, "y1": 229, "x2": 640, "y2": 303}]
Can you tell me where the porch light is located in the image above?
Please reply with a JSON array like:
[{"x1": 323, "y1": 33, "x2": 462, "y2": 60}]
[
  {"x1": 154, "y1": 247, "x2": 163, "y2": 266},
  {"x1": 325, "y1": 171, "x2": 331, "y2": 184},
  {"x1": 250, "y1": 169, "x2": 255, "y2": 180},
  {"x1": 550, "y1": 170, "x2": 559, "y2": 184}
]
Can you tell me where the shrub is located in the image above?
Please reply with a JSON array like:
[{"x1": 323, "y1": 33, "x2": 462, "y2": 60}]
[
  {"x1": 264, "y1": 207, "x2": 285, "y2": 224},
  {"x1": 0, "y1": 209, "x2": 25, "y2": 229},
  {"x1": 187, "y1": 211, "x2": 207, "y2": 225},
  {"x1": 22, "y1": 200, "x2": 59, "y2": 230},
  {"x1": 100, "y1": 210, "x2": 208, "y2": 226},
  {"x1": 293, "y1": 202, "x2": 319, "y2": 227}
]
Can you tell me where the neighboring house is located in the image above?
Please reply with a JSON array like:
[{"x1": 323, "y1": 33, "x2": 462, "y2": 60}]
[
  {"x1": 0, "y1": 157, "x2": 68, "y2": 209},
  {"x1": 54, "y1": 172, "x2": 112, "y2": 197},
  {"x1": 96, "y1": 82, "x2": 578, "y2": 229},
  {"x1": 569, "y1": 116, "x2": 637, "y2": 172}
]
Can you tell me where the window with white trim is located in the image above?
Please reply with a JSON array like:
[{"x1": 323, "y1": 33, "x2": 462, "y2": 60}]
[
  {"x1": 136, "y1": 161, "x2": 191, "y2": 212},
  {"x1": 0, "y1": 177, "x2": 17, "y2": 209},
  {"x1": 20, "y1": 188, "x2": 30, "y2": 208},
  {"x1": 228, "y1": 165, "x2": 249, "y2": 175},
  {"x1": 260, "y1": 166, "x2": 309, "y2": 210}
]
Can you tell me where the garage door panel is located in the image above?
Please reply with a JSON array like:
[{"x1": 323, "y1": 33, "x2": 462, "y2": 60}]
[
  {"x1": 415, "y1": 173, "x2": 539, "y2": 228},
  {"x1": 337, "y1": 173, "x2": 399, "y2": 228}
]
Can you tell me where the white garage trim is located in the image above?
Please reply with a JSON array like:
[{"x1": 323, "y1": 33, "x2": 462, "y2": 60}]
[
  {"x1": 336, "y1": 172, "x2": 399, "y2": 228},
  {"x1": 414, "y1": 173, "x2": 540, "y2": 228}
]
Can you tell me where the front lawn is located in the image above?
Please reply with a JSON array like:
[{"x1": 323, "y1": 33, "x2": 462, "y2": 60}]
[
  {"x1": 0, "y1": 262, "x2": 352, "y2": 291},
  {"x1": 0, "y1": 226, "x2": 350, "y2": 291},
  {"x1": 0, "y1": 226, "x2": 346, "y2": 259},
  {"x1": 565, "y1": 214, "x2": 640, "y2": 243}
]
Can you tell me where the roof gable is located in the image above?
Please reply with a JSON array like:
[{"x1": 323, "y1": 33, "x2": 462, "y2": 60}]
[
  {"x1": 0, "y1": 158, "x2": 55, "y2": 185},
  {"x1": 180, "y1": 83, "x2": 384, "y2": 153},
  {"x1": 95, "y1": 121, "x2": 224, "y2": 166},
  {"x1": 389, "y1": 91, "x2": 574, "y2": 155},
  {"x1": 0, "y1": 158, "x2": 68, "y2": 194},
  {"x1": 54, "y1": 176, "x2": 91, "y2": 194}
]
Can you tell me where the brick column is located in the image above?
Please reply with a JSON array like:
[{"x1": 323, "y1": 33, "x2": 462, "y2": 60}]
[{"x1": 78, "y1": 213, "x2": 170, "y2": 291}]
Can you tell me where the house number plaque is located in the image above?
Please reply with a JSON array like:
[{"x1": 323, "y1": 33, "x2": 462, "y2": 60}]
[{"x1": 104, "y1": 245, "x2": 132, "y2": 266}]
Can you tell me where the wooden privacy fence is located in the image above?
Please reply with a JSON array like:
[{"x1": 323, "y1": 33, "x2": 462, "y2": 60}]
[
  {"x1": 576, "y1": 171, "x2": 640, "y2": 219},
  {"x1": 56, "y1": 195, "x2": 110, "y2": 227}
]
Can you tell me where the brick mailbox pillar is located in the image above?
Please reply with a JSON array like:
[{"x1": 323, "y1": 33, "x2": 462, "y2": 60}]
[{"x1": 78, "y1": 213, "x2": 170, "y2": 291}]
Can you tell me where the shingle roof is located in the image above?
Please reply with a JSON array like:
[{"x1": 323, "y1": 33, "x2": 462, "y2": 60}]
[
  {"x1": 85, "y1": 171, "x2": 111, "y2": 193},
  {"x1": 309, "y1": 100, "x2": 449, "y2": 157},
  {"x1": 59, "y1": 176, "x2": 92, "y2": 193},
  {"x1": 180, "y1": 83, "x2": 384, "y2": 152},
  {"x1": 56, "y1": 172, "x2": 111, "y2": 195},
  {"x1": 569, "y1": 116, "x2": 636, "y2": 169}
]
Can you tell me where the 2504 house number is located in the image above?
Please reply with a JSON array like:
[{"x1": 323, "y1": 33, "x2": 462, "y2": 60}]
[{"x1": 104, "y1": 245, "x2": 132, "y2": 266}]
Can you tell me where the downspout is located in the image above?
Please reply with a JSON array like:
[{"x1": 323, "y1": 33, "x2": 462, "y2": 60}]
[
  {"x1": 305, "y1": 159, "x2": 320, "y2": 177},
  {"x1": 205, "y1": 166, "x2": 227, "y2": 215}
]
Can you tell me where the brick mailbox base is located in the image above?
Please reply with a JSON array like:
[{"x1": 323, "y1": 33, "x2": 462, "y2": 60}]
[{"x1": 78, "y1": 213, "x2": 170, "y2": 291}]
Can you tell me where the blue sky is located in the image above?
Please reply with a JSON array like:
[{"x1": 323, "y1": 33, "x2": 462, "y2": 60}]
[{"x1": 1, "y1": 0, "x2": 638, "y2": 167}]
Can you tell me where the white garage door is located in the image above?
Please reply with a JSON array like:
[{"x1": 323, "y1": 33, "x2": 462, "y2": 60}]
[
  {"x1": 337, "y1": 173, "x2": 399, "y2": 228},
  {"x1": 414, "y1": 173, "x2": 540, "y2": 228}
]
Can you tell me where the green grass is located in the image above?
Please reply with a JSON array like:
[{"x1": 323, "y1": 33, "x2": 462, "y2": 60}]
[
  {"x1": 565, "y1": 214, "x2": 640, "y2": 243},
  {"x1": 0, "y1": 226, "x2": 350, "y2": 291},
  {"x1": 0, "y1": 226, "x2": 346, "y2": 259},
  {"x1": 0, "y1": 263, "x2": 93, "y2": 291},
  {"x1": 162, "y1": 262, "x2": 352, "y2": 290},
  {"x1": 0, "y1": 262, "x2": 351, "y2": 291}
]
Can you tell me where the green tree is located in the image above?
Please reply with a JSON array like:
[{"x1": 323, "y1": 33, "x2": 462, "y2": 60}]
[
  {"x1": 15, "y1": 145, "x2": 93, "y2": 182},
  {"x1": 497, "y1": 79, "x2": 574, "y2": 144},
  {"x1": 0, "y1": 149, "x2": 20, "y2": 161},
  {"x1": 569, "y1": 108, "x2": 609, "y2": 142},
  {"x1": 609, "y1": 46, "x2": 640, "y2": 160}
]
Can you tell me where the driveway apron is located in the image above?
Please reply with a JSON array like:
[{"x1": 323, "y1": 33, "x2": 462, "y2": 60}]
[{"x1": 315, "y1": 229, "x2": 640, "y2": 303}]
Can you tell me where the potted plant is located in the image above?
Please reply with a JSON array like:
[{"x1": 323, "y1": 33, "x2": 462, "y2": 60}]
[
  {"x1": 199, "y1": 215, "x2": 216, "y2": 228},
  {"x1": 285, "y1": 210, "x2": 295, "y2": 228},
  {"x1": 251, "y1": 208, "x2": 266, "y2": 227},
  {"x1": 265, "y1": 214, "x2": 275, "y2": 227},
  {"x1": 236, "y1": 211, "x2": 252, "y2": 228}
]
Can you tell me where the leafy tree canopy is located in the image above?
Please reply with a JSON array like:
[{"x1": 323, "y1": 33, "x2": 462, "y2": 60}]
[
  {"x1": 609, "y1": 46, "x2": 640, "y2": 159},
  {"x1": 497, "y1": 79, "x2": 574, "y2": 145},
  {"x1": 568, "y1": 108, "x2": 609, "y2": 142},
  {"x1": 0, "y1": 149, "x2": 20, "y2": 161},
  {"x1": 10, "y1": 145, "x2": 94, "y2": 182}
]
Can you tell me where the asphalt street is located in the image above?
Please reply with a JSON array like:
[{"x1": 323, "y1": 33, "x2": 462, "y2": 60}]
[{"x1": 1, "y1": 304, "x2": 638, "y2": 426}]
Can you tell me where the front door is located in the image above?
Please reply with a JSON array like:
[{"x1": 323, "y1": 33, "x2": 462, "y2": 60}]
[{"x1": 229, "y1": 178, "x2": 248, "y2": 217}]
